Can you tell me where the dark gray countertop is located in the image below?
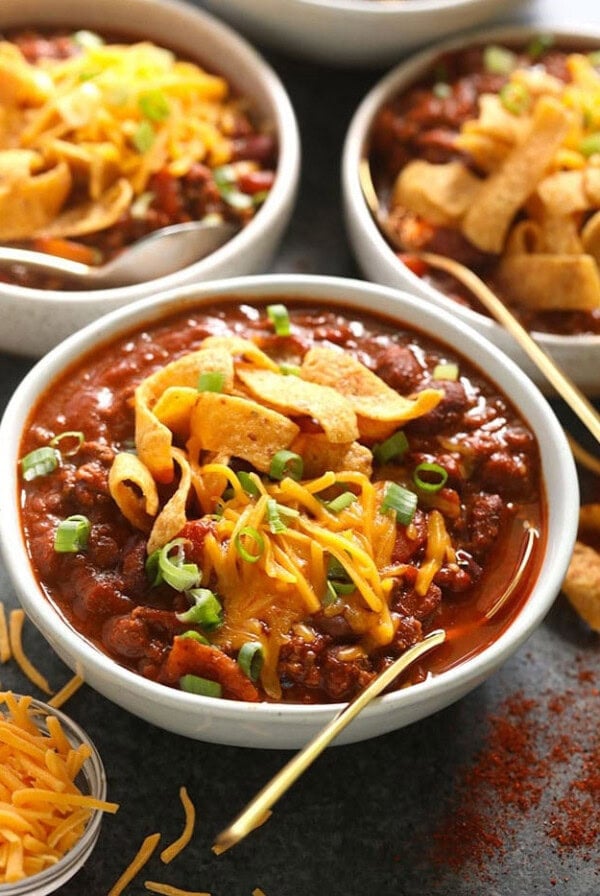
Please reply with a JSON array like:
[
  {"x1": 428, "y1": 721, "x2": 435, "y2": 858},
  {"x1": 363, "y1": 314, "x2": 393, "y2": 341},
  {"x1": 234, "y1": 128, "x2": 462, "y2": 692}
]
[{"x1": 1, "y1": 1, "x2": 599, "y2": 893}]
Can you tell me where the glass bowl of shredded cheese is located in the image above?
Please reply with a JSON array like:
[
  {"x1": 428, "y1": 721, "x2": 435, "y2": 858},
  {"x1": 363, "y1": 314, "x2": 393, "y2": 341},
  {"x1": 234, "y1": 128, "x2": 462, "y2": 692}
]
[{"x1": 0, "y1": 692, "x2": 117, "y2": 895}]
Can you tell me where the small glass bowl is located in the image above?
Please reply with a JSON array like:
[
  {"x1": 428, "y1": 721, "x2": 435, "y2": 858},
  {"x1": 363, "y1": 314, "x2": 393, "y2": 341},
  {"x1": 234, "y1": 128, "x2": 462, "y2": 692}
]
[{"x1": 0, "y1": 697, "x2": 107, "y2": 896}]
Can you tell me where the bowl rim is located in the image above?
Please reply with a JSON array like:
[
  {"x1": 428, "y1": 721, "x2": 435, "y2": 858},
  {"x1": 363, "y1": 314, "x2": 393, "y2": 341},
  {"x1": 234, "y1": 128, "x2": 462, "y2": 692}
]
[
  {"x1": 0, "y1": 273, "x2": 579, "y2": 735},
  {"x1": 0, "y1": 0, "x2": 300, "y2": 305},
  {"x1": 341, "y1": 22, "x2": 600, "y2": 351},
  {"x1": 235, "y1": 0, "x2": 508, "y2": 12}
]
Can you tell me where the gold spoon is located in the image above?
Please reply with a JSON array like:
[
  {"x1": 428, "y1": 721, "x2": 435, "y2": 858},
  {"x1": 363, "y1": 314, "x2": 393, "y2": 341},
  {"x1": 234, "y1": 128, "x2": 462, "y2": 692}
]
[
  {"x1": 359, "y1": 159, "x2": 600, "y2": 446},
  {"x1": 212, "y1": 627, "x2": 446, "y2": 854}
]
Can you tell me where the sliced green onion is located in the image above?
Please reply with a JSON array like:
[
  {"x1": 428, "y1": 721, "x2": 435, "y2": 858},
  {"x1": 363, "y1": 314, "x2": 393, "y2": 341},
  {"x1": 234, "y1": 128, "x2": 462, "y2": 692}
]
[
  {"x1": 252, "y1": 190, "x2": 270, "y2": 207},
  {"x1": 21, "y1": 446, "x2": 60, "y2": 481},
  {"x1": 324, "y1": 491, "x2": 357, "y2": 514},
  {"x1": 54, "y1": 515, "x2": 91, "y2": 553},
  {"x1": 72, "y1": 30, "x2": 104, "y2": 49},
  {"x1": 138, "y1": 89, "x2": 170, "y2": 122},
  {"x1": 130, "y1": 191, "x2": 155, "y2": 219},
  {"x1": 145, "y1": 548, "x2": 161, "y2": 585},
  {"x1": 413, "y1": 462, "x2": 448, "y2": 493},
  {"x1": 132, "y1": 120, "x2": 155, "y2": 153},
  {"x1": 279, "y1": 363, "x2": 301, "y2": 376},
  {"x1": 483, "y1": 45, "x2": 517, "y2": 75},
  {"x1": 432, "y1": 362, "x2": 459, "y2": 381},
  {"x1": 180, "y1": 673, "x2": 222, "y2": 698},
  {"x1": 326, "y1": 555, "x2": 355, "y2": 595},
  {"x1": 373, "y1": 430, "x2": 409, "y2": 465},
  {"x1": 198, "y1": 371, "x2": 226, "y2": 393},
  {"x1": 527, "y1": 33, "x2": 554, "y2": 59},
  {"x1": 580, "y1": 132, "x2": 600, "y2": 158},
  {"x1": 158, "y1": 538, "x2": 200, "y2": 591},
  {"x1": 269, "y1": 449, "x2": 303, "y2": 481},
  {"x1": 499, "y1": 82, "x2": 531, "y2": 116},
  {"x1": 433, "y1": 82, "x2": 451, "y2": 99},
  {"x1": 237, "y1": 471, "x2": 260, "y2": 498},
  {"x1": 266, "y1": 303, "x2": 291, "y2": 336},
  {"x1": 381, "y1": 482, "x2": 417, "y2": 525},
  {"x1": 266, "y1": 498, "x2": 300, "y2": 534},
  {"x1": 588, "y1": 50, "x2": 600, "y2": 68},
  {"x1": 179, "y1": 630, "x2": 210, "y2": 645},
  {"x1": 323, "y1": 581, "x2": 340, "y2": 606},
  {"x1": 234, "y1": 526, "x2": 265, "y2": 563},
  {"x1": 238, "y1": 641, "x2": 264, "y2": 681},
  {"x1": 49, "y1": 431, "x2": 84, "y2": 457},
  {"x1": 176, "y1": 588, "x2": 223, "y2": 628}
]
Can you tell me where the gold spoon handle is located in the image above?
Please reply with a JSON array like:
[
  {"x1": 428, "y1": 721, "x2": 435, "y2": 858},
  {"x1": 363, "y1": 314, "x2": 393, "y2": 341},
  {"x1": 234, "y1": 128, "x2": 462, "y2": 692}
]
[
  {"x1": 419, "y1": 252, "x2": 600, "y2": 446},
  {"x1": 213, "y1": 628, "x2": 446, "y2": 854}
]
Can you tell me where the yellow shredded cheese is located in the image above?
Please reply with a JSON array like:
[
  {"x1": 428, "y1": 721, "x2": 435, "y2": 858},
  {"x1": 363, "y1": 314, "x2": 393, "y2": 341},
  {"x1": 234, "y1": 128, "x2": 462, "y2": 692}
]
[
  {"x1": 47, "y1": 674, "x2": 84, "y2": 709},
  {"x1": 108, "y1": 831, "x2": 161, "y2": 896},
  {"x1": 0, "y1": 603, "x2": 10, "y2": 664},
  {"x1": 8, "y1": 610, "x2": 52, "y2": 696},
  {"x1": 160, "y1": 786, "x2": 196, "y2": 864},
  {"x1": 145, "y1": 883, "x2": 211, "y2": 896}
]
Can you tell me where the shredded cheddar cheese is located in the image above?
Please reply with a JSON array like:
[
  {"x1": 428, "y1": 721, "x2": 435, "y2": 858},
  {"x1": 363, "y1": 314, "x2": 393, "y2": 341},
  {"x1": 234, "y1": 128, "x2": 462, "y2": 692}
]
[
  {"x1": 0, "y1": 603, "x2": 10, "y2": 664},
  {"x1": 47, "y1": 674, "x2": 85, "y2": 709},
  {"x1": 145, "y1": 884, "x2": 211, "y2": 896},
  {"x1": 108, "y1": 831, "x2": 161, "y2": 896},
  {"x1": 160, "y1": 786, "x2": 196, "y2": 864},
  {"x1": 0, "y1": 691, "x2": 118, "y2": 884},
  {"x1": 8, "y1": 609, "x2": 52, "y2": 696}
]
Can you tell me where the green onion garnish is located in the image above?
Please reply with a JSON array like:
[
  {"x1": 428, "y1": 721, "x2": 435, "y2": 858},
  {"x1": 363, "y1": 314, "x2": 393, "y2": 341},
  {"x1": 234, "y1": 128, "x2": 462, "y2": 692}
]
[
  {"x1": 238, "y1": 641, "x2": 264, "y2": 681},
  {"x1": 266, "y1": 303, "x2": 291, "y2": 336},
  {"x1": 198, "y1": 371, "x2": 226, "y2": 393},
  {"x1": 580, "y1": 132, "x2": 600, "y2": 158},
  {"x1": 413, "y1": 462, "x2": 448, "y2": 493},
  {"x1": 180, "y1": 674, "x2": 222, "y2": 698},
  {"x1": 326, "y1": 556, "x2": 355, "y2": 595},
  {"x1": 324, "y1": 491, "x2": 357, "y2": 514},
  {"x1": 234, "y1": 526, "x2": 265, "y2": 563},
  {"x1": 237, "y1": 471, "x2": 260, "y2": 497},
  {"x1": 432, "y1": 363, "x2": 459, "y2": 381},
  {"x1": 72, "y1": 30, "x2": 104, "y2": 49},
  {"x1": 588, "y1": 50, "x2": 600, "y2": 68},
  {"x1": 266, "y1": 498, "x2": 300, "y2": 533},
  {"x1": 54, "y1": 515, "x2": 91, "y2": 553},
  {"x1": 49, "y1": 431, "x2": 84, "y2": 456},
  {"x1": 21, "y1": 446, "x2": 60, "y2": 481},
  {"x1": 269, "y1": 449, "x2": 303, "y2": 481},
  {"x1": 279, "y1": 363, "x2": 301, "y2": 376},
  {"x1": 373, "y1": 430, "x2": 409, "y2": 465},
  {"x1": 176, "y1": 588, "x2": 223, "y2": 628},
  {"x1": 381, "y1": 482, "x2": 417, "y2": 525},
  {"x1": 433, "y1": 82, "x2": 451, "y2": 99},
  {"x1": 157, "y1": 538, "x2": 200, "y2": 592},
  {"x1": 138, "y1": 89, "x2": 170, "y2": 122},
  {"x1": 179, "y1": 630, "x2": 210, "y2": 645},
  {"x1": 527, "y1": 33, "x2": 554, "y2": 59},
  {"x1": 499, "y1": 82, "x2": 531, "y2": 116},
  {"x1": 483, "y1": 45, "x2": 517, "y2": 76},
  {"x1": 132, "y1": 120, "x2": 155, "y2": 153}
]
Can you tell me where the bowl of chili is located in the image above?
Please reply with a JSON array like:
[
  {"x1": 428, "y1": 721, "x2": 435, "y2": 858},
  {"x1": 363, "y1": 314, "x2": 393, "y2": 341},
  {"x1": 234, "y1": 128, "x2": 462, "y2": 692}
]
[
  {"x1": 0, "y1": 274, "x2": 578, "y2": 748},
  {"x1": 0, "y1": 0, "x2": 300, "y2": 357},
  {"x1": 203, "y1": 0, "x2": 527, "y2": 68},
  {"x1": 342, "y1": 25, "x2": 600, "y2": 395}
]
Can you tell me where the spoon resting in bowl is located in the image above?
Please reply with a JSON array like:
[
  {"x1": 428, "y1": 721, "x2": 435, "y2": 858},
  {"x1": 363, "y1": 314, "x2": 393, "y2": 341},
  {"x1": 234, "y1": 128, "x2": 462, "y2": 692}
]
[
  {"x1": 359, "y1": 159, "x2": 600, "y2": 447},
  {"x1": 0, "y1": 219, "x2": 238, "y2": 289}
]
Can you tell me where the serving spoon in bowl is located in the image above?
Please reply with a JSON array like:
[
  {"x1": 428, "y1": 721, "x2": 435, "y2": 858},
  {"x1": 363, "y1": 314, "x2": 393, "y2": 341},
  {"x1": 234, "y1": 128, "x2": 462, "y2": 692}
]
[
  {"x1": 0, "y1": 219, "x2": 239, "y2": 289},
  {"x1": 359, "y1": 159, "x2": 600, "y2": 447}
]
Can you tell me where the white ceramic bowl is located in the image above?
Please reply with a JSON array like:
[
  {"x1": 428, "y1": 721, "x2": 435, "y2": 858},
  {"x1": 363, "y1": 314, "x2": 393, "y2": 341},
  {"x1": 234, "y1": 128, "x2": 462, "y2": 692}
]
[
  {"x1": 0, "y1": 698, "x2": 108, "y2": 896},
  {"x1": 0, "y1": 0, "x2": 300, "y2": 358},
  {"x1": 0, "y1": 274, "x2": 578, "y2": 748},
  {"x1": 342, "y1": 25, "x2": 600, "y2": 395},
  {"x1": 204, "y1": 0, "x2": 527, "y2": 68}
]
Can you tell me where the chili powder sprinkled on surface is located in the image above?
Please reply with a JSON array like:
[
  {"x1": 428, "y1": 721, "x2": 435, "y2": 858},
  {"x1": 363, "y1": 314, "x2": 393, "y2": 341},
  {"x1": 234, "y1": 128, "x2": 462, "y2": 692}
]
[{"x1": 427, "y1": 655, "x2": 600, "y2": 879}]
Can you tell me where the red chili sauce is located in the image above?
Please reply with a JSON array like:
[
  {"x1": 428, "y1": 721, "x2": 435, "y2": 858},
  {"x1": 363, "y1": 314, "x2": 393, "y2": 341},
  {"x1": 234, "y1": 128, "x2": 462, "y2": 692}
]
[
  {"x1": 0, "y1": 29, "x2": 276, "y2": 291},
  {"x1": 369, "y1": 41, "x2": 600, "y2": 337},
  {"x1": 19, "y1": 303, "x2": 546, "y2": 703}
]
